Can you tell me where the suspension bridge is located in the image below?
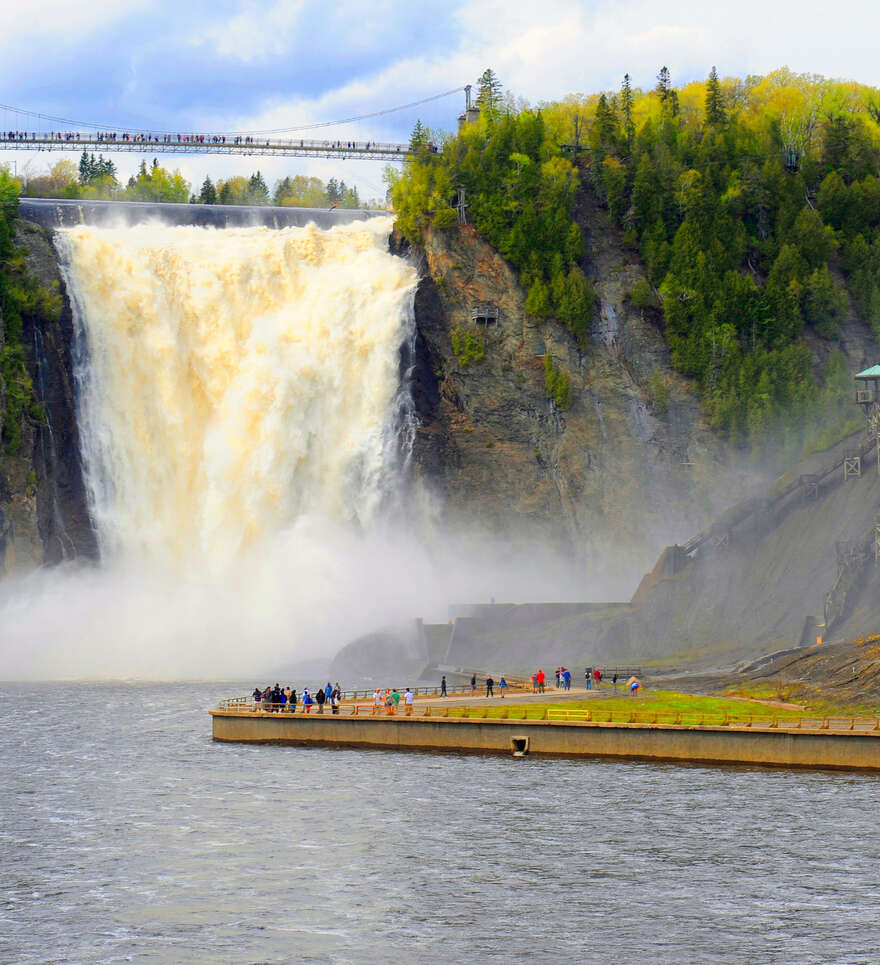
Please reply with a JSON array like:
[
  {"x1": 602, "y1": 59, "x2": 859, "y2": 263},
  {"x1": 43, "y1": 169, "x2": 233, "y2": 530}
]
[
  {"x1": 0, "y1": 132, "x2": 416, "y2": 161},
  {"x1": 0, "y1": 87, "x2": 468, "y2": 162}
]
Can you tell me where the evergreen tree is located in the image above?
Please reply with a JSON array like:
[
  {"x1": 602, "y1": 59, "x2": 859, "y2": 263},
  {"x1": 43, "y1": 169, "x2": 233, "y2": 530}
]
[
  {"x1": 247, "y1": 171, "x2": 270, "y2": 205},
  {"x1": 656, "y1": 66, "x2": 671, "y2": 100},
  {"x1": 621, "y1": 73, "x2": 635, "y2": 148},
  {"x1": 326, "y1": 177, "x2": 342, "y2": 204},
  {"x1": 199, "y1": 176, "x2": 217, "y2": 205},
  {"x1": 705, "y1": 66, "x2": 727, "y2": 127},
  {"x1": 78, "y1": 151, "x2": 94, "y2": 185},
  {"x1": 409, "y1": 120, "x2": 429, "y2": 152},
  {"x1": 476, "y1": 68, "x2": 503, "y2": 119}
]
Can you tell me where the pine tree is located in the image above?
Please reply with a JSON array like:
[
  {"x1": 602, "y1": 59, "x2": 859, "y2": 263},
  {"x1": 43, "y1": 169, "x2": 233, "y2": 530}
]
[
  {"x1": 199, "y1": 176, "x2": 217, "y2": 205},
  {"x1": 705, "y1": 66, "x2": 727, "y2": 127},
  {"x1": 621, "y1": 73, "x2": 635, "y2": 148},
  {"x1": 476, "y1": 68, "x2": 503, "y2": 119},
  {"x1": 326, "y1": 177, "x2": 342, "y2": 204},
  {"x1": 656, "y1": 66, "x2": 679, "y2": 117},
  {"x1": 78, "y1": 151, "x2": 95, "y2": 185},
  {"x1": 592, "y1": 94, "x2": 620, "y2": 157},
  {"x1": 656, "y1": 66, "x2": 671, "y2": 100},
  {"x1": 247, "y1": 171, "x2": 269, "y2": 204},
  {"x1": 409, "y1": 120, "x2": 429, "y2": 152}
]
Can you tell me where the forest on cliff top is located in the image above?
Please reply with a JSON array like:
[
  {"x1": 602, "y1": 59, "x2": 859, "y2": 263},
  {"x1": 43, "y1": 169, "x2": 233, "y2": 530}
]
[{"x1": 391, "y1": 68, "x2": 880, "y2": 451}]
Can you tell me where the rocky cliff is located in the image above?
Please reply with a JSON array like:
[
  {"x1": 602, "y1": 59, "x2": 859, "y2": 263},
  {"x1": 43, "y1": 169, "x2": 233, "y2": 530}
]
[
  {"x1": 403, "y1": 194, "x2": 762, "y2": 590},
  {"x1": 0, "y1": 220, "x2": 95, "y2": 574}
]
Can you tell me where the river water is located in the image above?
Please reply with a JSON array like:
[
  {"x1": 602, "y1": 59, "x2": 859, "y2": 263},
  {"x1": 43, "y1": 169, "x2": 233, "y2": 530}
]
[{"x1": 2, "y1": 683, "x2": 879, "y2": 965}]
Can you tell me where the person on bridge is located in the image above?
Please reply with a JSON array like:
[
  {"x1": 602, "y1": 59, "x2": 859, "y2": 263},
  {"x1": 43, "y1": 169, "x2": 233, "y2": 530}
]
[
  {"x1": 486, "y1": 676, "x2": 494, "y2": 698},
  {"x1": 440, "y1": 675, "x2": 447, "y2": 697},
  {"x1": 471, "y1": 674, "x2": 477, "y2": 696},
  {"x1": 499, "y1": 676, "x2": 507, "y2": 698},
  {"x1": 536, "y1": 669, "x2": 545, "y2": 693}
]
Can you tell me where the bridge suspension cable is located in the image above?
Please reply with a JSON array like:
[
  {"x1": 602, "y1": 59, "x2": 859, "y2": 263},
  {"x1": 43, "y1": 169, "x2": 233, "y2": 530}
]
[{"x1": 0, "y1": 86, "x2": 463, "y2": 137}]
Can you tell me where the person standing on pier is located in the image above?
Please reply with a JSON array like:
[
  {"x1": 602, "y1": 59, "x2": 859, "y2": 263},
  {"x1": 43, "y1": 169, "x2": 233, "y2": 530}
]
[
  {"x1": 404, "y1": 688, "x2": 414, "y2": 715},
  {"x1": 498, "y1": 676, "x2": 507, "y2": 698},
  {"x1": 486, "y1": 675, "x2": 494, "y2": 698},
  {"x1": 440, "y1": 676, "x2": 447, "y2": 697},
  {"x1": 471, "y1": 673, "x2": 477, "y2": 696}
]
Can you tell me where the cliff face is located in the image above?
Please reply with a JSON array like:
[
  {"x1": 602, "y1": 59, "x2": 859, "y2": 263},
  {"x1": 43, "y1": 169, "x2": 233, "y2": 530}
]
[
  {"x1": 0, "y1": 220, "x2": 96, "y2": 574},
  {"x1": 405, "y1": 196, "x2": 760, "y2": 587}
]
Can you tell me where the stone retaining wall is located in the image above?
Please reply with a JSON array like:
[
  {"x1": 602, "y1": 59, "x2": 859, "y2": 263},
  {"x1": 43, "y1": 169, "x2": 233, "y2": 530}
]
[{"x1": 210, "y1": 712, "x2": 880, "y2": 771}]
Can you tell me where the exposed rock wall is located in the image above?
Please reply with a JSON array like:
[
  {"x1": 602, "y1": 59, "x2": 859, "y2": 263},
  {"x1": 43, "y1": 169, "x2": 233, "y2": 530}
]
[
  {"x1": 0, "y1": 220, "x2": 96, "y2": 574},
  {"x1": 404, "y1": 198, "x2": 760, "y2": 587}
]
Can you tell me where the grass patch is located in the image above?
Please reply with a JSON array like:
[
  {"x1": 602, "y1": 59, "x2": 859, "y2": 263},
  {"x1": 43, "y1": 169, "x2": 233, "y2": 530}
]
[{"x1": 428, "y1": 689, "x2": 880, "y2": 725}]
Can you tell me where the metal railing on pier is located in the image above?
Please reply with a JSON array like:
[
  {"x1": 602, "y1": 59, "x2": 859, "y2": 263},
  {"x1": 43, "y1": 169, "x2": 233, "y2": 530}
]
[
  {"x1": 213, "y1": 698, "x2": 880, "y2": 732},
  {"x1": 217, "y1": 680, "x2": 531, "y2": 713}
]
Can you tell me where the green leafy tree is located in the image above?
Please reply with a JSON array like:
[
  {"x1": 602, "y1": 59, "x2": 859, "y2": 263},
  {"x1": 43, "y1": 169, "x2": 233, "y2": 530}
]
[{"x1": 124, "y1": 160, "x2": 189, "y2": 203}]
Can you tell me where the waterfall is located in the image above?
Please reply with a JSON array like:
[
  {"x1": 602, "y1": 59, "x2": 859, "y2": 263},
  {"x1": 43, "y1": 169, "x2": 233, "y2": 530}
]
[{"x1": 55, "y1": 217, "x2": 418, "y2": 570}]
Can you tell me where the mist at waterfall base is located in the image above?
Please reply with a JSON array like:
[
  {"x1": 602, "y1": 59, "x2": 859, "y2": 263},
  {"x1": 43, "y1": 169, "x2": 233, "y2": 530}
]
[{"x1": 0, "y1": 217, "x2": 591, "y2": 681}]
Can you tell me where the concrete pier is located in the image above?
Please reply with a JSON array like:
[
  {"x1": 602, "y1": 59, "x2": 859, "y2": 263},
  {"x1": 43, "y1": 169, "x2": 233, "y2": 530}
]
[{"x1": 210, "y1": 710, "x2": 880, "y2": 771}]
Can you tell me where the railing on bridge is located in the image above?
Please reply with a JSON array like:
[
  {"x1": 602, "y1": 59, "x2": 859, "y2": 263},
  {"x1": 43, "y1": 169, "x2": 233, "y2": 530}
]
[{"x1": 0, "y1": 131, "x2": 414, "y2": 161}]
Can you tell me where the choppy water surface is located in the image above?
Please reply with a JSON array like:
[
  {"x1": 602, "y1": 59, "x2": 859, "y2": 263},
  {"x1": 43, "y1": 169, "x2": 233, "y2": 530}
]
[{"x1": 2, "y1": 683, "x2": 880, "y2": 965}]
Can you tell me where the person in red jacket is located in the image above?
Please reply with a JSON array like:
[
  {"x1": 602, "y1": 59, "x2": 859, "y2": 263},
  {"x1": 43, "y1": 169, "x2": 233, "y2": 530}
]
[{"x1": 536, "y1": 669, "x2": 545, "y2": 693}]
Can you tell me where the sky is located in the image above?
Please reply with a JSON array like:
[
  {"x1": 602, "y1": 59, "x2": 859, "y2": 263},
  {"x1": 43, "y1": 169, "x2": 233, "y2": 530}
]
[{"x1": 2, "y1": 0, "x2": 880, "y2": 198}]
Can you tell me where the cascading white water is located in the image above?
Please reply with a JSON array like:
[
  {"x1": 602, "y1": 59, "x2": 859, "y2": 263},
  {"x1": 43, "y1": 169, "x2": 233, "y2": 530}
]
[
  {"x1": 2, "y1": 215, "x2": 585, "y2": 680},
  {"x1": 56, "y1": 217, "x2": 417, "y2": 570}
]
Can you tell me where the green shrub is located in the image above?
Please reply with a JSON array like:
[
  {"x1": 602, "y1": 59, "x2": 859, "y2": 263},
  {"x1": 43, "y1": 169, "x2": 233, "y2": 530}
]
[
  {"x1": 629, "y1": 278, "x2": 657, "y2": 310},
  {"x1": 544, "y1": 355, "x2": 572, "y2": 409},
  {"x1": 648, "y1": 368, "x2": 671, "y2": 415},
  {"x1": 431, "y1": 207, "x2": 458, "y2": 229},
  {"x1": 451, "y1": 326, "x2": 485, "y2": 368}
]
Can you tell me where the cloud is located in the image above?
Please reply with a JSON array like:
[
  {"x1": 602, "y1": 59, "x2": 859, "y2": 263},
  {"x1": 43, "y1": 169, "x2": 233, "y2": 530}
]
[{"x1": 3, "y1": 0, "x2": 880, "y2": 198}]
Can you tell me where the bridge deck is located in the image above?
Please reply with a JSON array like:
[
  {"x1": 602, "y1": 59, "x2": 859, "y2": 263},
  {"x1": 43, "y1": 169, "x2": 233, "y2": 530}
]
[{"x1": 0, "y1": 133, "x2": 414, "y2": 161}]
